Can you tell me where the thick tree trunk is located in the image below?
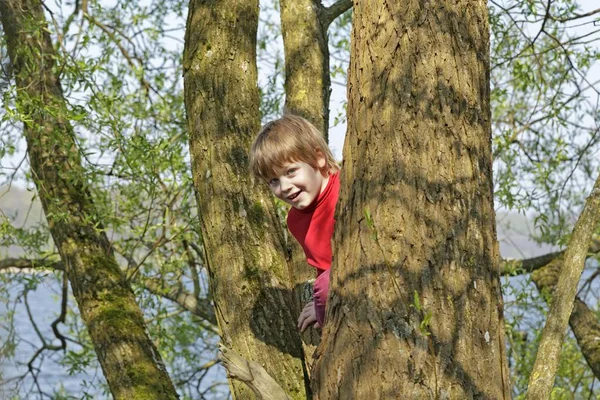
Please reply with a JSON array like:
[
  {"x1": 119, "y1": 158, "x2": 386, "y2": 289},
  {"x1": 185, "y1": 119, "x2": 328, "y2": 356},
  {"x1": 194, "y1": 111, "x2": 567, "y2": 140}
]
[
  {"x1": 313, "y1": 0, "x2": 510, "y2": 398},
  {"x1": 280, "y1": 0, "x2": 330, "y2": 140},
  {"x1": 183, "y1": 1, "x2": 308, "y2": 398},
  {"x1": 0, "y1": 1, "x2": 179, "y2": 399}
]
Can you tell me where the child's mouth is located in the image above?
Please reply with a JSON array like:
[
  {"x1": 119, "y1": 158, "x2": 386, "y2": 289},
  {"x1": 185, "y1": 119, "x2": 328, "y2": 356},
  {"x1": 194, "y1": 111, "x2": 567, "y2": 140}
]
[{"x1": 288, "y1": 191, "x2": 301, "y2": 201}]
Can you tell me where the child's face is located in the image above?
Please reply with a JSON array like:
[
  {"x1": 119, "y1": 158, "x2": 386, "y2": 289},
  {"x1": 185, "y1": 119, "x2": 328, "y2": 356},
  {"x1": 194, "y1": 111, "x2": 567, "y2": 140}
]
[{"x1": 267, "y1": 157, "x2": 328, "y2": 210}]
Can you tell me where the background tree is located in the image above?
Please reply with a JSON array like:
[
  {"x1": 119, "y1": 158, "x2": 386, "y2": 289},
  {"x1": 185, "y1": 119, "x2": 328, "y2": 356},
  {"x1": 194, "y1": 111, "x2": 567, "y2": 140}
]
[
  {"x1": 0, "y1": 0, "x2": 225, "y2": 398},
  {"x1": 0, "y1": 0, "x2": 179, "y2": 399}
]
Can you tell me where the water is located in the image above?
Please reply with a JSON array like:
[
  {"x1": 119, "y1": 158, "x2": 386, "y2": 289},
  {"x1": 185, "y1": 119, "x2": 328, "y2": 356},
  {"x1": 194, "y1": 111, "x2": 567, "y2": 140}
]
[
  {"x1": 0, "y1": 275, "x2": 229, "y2": 400},
  {"x1": 0, "y1": 277, "x2": 99, "y2": 399}
]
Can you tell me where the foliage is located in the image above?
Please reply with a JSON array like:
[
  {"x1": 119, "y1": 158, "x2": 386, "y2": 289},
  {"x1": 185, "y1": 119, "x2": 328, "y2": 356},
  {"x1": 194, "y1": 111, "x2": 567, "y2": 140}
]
[
  {"x1": 490, "y1": 0, "x2": 600, "y2": 244},
  {"x1": 0, "y1": 0, "x2": 224, "y2": 397}
]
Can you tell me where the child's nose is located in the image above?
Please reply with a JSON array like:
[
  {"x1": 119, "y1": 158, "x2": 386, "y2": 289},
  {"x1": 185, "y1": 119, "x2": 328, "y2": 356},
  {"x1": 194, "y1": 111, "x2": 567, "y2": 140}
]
[{"x1": 280, "y1": 177, "x2": 292, "y2": 192}]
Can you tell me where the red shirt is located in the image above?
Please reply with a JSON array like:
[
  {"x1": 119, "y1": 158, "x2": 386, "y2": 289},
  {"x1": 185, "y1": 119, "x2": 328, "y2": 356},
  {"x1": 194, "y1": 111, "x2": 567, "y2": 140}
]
[{"x1": 287, "y1": 172, "x2": 340, "y2": 273}]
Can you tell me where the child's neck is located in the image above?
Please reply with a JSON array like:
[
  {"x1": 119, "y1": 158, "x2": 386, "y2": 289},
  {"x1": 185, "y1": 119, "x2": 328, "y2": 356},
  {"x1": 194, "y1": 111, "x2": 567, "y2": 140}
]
[{"x1": 319, "y1": 171, "x2": 331, "y2": 196}]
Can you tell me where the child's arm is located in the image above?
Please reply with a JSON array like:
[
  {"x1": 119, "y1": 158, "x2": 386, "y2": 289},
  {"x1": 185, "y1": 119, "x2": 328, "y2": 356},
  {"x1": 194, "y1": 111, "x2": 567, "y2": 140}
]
[{"x1": 297, "y1": 301, "x2": 321, "y2": 332}]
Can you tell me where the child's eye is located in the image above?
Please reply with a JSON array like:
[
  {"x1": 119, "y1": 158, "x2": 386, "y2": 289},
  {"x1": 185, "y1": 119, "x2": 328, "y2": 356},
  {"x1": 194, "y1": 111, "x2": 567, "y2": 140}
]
[
  {"x1": 268, "y1": 178, "x2": 279, "y2": 186},
  {"x1": 287, "y1": 168, "x2": 297, "y2": 175}
]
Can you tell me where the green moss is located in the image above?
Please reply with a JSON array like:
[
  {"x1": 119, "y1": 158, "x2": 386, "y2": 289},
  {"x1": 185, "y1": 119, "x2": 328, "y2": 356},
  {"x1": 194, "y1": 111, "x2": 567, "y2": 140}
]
[
  {"x1": 118, "y1": 360, "x2": 177, "y2": 400},
  {"x1": 268, "y1": 257, "x2": 287, "y2": 281},
  {"x1": 247, "y1": 201, "x2": 267, "y2": 228},
  {"x1": 87, "y1": 288, "x2": 145, "y2": 335},
  {"x1": 232, "y1": 196, "x2": 240, "y2": 215},
  {"x1": 99, "y1": 306, "x2": 141, "y2": 331},
  {"x1": 227, "y1": 146, "x2": 249, "y2": 171},
  {"x1": 242, "y1": 263, "x2": 263, "y2": 294}
]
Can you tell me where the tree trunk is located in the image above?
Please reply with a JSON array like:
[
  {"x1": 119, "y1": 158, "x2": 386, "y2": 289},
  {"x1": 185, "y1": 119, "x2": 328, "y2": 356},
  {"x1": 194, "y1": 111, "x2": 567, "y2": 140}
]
[
  {"x1": 0, "y1": 1, "x2": 179, "y2": 399},
  {"x1": 280, "y1": 0, "x2": 330, "y2": 140},
  {"x1": 527, "y1": 174, "x2": 600, "y2": 399},
  {"x1": 279, "y1": 0, "x2": 343, "y2": 362},
  {"x1": 183, "y1": 1, "x2": 308, "y2": 398},
  {"x1": 313, "y1": 0, "x2": 510, "y2": 398}
]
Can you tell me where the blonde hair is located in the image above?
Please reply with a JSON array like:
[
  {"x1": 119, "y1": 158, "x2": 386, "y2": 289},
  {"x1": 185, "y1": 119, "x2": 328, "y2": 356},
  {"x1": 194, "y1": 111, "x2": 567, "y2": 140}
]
[{"x1": 250, "y1": 114, "x2": 339, "y2": 180}]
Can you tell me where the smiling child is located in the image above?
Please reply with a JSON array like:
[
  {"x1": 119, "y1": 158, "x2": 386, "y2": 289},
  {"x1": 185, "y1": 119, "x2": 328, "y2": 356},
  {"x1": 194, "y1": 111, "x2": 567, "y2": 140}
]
[{"x1": 250, "y1": 114, "x2": 340, "y2": 331}]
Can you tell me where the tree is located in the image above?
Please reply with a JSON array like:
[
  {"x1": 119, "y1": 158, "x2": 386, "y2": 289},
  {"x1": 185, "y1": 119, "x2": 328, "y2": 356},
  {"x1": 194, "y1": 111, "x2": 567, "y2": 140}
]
[
  {"x1": 0, "y1": 0, "x2": 223, "y2": 398},
  {"x1": 0, "y1": 0, "x2": 179, "y2": 399},
  {"x1": 311, "y1": 0, "x2": 510, "y2": 397},
  {"x1": 183, "y1": 0, "x2": 309, "y2": 398},
  {"x1": 527, "y1": 174, "x2": 600, "y2": 398}
]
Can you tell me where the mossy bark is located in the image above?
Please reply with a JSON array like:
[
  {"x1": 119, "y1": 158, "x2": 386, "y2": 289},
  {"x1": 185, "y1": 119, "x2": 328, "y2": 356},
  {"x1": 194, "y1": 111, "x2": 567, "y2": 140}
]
[
  {"x1": 183, "y1": 1, "x2": 308, "y2": 398},
  {"x1": 280, "y1": 0, "x2": 330, "y2": 140},
  {"x1": 531, "y1": 256, "x2": 600, "y2": 380},
  {"x1": 0, "y1": 1, "x2": 178, "y2": 399},
  {"x1": 312, "y1": 0, "x2": 510, "y2": 398}
]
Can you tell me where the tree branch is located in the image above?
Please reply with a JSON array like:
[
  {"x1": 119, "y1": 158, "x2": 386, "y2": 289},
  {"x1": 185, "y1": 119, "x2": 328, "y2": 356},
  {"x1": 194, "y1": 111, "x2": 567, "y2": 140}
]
[
  {"x1": 0, "y1": 258, "x2": 64, "y2": 272},
  {"x1": 320, "y1": 0, "x2": 352, "y2": 28},
  {"x1": 136, "y1": 275, "x2": 218, "y2": 327},
  {"x1": 531, "y1": 262, "x2": 600, "y2": 380},
  {"x1": 81, "y1": 12, "x2": 157, "y2": 97},
  {"x1": 183, "y1": 239, "x2": 202, "y2": 298},
  {"x1": 0, "y1": 257, "x2": 218, "y2": 327},
  {"x1": 218, "y1": 344, "x2": 291, "y2": 400},
  {"x1": 551, "y1": 7, "x2": 600, "y2": 23},
  {"x1": 500, "y1": 238, "x2": 600, "y2": 276},
  {"x1": 527, "y1": 173, "x2": 600, "y2": 399}
]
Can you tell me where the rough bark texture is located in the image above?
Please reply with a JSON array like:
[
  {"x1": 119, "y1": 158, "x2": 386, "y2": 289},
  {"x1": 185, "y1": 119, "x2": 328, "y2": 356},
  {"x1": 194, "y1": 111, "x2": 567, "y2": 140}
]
[
  {"x1": 0, "y1": 1, "x2": 179, "y2": 399},
  {"x1": 280, "y1": 0, "x2": 331, "y2": 140},
  {"x1": 183, "y1": 1, "x2": 308, "y2": 398},
  {"x1": 531, "y1": 255, "x2": 600, "y2": 381},
  {"x1": 527, "y1": 174, "x2": 600, "y2": 399},
  {"x1": 312, "y1": 0, "x2": 510, "y2": 398}
]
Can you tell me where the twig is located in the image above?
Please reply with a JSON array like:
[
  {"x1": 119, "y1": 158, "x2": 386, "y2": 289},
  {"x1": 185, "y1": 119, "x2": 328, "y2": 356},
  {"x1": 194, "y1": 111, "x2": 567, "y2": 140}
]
[
  {"x1": 551, "y1": 7, "x2": 600, "y2": 23},
  {"x1": 320, "y1": 0, "x2": 353, "y2": 28}
]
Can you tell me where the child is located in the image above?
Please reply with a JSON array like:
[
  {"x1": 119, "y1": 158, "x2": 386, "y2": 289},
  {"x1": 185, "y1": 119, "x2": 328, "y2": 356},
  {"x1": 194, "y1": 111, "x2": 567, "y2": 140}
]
[{"x1": 250, "y1": 114, "x2": 340, "y2": 332}]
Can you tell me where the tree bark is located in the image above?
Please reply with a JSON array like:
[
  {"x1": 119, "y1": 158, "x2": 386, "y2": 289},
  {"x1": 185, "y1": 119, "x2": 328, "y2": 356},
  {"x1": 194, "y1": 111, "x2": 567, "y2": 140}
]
[
  {"x1": 219, "y1": 344, "x2": 291, "y2": 400},
  {"x1": 527, "y1": 173, "x2": 600, "y2": 399},
  {"x1": 183, "y1": 0, "x2": 308, "y2": 398},
  {"x1": 0, "y1": 1, "x2": 179, "y2": 399},
  {"x1": 280, "y1": 0, "x2": 330, "y2": 140},
  {"x1": 313, "y1": 0, "x2": 510, "y2": 398}
]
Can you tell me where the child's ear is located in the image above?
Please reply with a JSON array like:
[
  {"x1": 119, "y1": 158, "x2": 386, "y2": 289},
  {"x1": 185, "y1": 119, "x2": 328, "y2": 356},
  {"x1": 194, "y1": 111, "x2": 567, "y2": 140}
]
[{"x1": 315, "y1": 149, "x2": 327, "y2": 169}]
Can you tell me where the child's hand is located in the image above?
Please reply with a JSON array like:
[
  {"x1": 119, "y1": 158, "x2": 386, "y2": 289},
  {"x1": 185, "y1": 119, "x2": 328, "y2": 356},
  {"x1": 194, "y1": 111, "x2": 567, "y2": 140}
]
[{"x1": 297, "y1": 301, "x2": 321, "y2": 332}]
